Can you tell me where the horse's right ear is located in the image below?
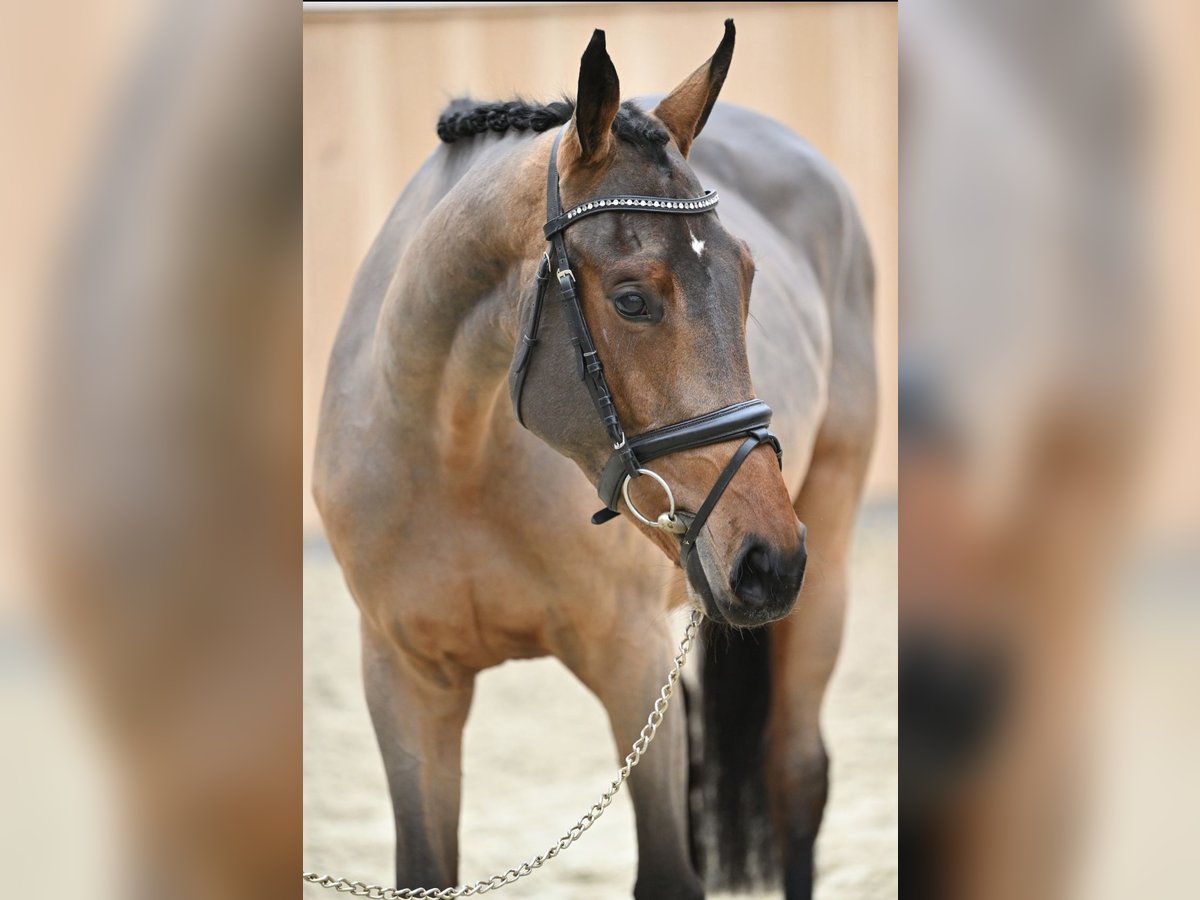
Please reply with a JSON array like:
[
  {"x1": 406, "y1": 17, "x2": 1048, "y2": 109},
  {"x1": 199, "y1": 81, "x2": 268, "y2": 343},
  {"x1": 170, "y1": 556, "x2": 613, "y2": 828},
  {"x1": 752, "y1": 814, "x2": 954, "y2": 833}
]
[
  {"x1": 653, "y1": 19, "x2": 735, "y2": 157},
  {"x1": 567, "y1": 29, "x2": 620, "y2": 166}
]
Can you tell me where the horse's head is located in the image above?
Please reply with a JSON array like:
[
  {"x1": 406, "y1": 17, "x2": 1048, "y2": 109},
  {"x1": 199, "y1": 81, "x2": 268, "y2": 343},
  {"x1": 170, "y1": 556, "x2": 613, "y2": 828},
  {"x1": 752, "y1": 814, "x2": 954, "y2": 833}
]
[{"x1": 510, "y1": 22, "x2": 805, "y2": 626}]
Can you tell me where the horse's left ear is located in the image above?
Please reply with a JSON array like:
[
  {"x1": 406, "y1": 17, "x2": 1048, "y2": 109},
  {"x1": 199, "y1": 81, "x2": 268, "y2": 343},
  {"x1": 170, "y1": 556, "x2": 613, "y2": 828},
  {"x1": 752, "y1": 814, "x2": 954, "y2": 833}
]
[
  {"x1": 569, "y1": 29, "x2": 621, "y2": 166},
  {"x1": 653, "y1": 19, "x2": 735, "y2": 158}
]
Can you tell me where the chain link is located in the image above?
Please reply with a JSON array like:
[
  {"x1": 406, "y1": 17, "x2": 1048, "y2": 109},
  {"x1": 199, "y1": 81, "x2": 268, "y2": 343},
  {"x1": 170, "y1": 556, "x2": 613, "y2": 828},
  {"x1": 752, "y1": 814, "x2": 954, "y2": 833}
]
[{"x1": 304, "y1": 609, "x2": 702, "y2": 898}]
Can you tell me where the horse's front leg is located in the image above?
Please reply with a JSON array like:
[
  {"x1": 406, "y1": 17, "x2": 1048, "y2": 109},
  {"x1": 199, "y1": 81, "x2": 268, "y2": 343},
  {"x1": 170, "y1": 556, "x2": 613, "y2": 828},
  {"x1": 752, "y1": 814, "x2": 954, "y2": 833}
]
[
  {"x1": 767, "y1": 576, "x2": 843, "y2": 900},
  {"x1": 768, "y1": 445, "x2": 868, "y2": 899},
  {"x1": 563, "y1": 616, "x2": 704, "y2": 900},
  {"x1": 361, "y1": 618, "x2": 476, "y2": 890}
]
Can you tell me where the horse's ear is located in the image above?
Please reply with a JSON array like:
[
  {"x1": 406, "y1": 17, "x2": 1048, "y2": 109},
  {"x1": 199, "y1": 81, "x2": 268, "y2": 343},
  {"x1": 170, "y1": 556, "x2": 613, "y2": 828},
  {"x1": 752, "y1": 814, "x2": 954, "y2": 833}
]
[
  {"x1": 653, "y1": 19, "x2": 735, "y2": 158},
  {"x1": 569, "y1": 29, "x2": 620, "y2": 165}
]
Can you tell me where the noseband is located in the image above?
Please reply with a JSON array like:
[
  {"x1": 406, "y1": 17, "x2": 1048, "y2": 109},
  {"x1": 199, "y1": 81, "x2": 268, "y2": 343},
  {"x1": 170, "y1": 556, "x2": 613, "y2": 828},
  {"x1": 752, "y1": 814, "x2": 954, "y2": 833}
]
[{"x1": 511, "y1": 129, "x2": 782, "y2": 569}]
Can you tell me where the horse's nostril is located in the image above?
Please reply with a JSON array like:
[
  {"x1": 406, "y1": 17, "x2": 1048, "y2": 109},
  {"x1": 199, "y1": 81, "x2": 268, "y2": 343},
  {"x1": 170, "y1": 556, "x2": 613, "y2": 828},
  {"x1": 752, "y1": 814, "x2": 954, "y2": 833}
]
[
  {"x1": 728, "y1": 535, "x2": 807, "y2": 613},
  {"x1": 748, "y1": 546, "x2": 772, "y2": 576}
]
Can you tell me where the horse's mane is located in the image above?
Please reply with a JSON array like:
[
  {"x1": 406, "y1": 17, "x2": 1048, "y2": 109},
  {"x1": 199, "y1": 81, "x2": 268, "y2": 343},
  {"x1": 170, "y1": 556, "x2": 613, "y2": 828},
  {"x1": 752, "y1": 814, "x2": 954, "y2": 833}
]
[{"x1": 436, "y1": 97, "x2": 670, "y2": 149}]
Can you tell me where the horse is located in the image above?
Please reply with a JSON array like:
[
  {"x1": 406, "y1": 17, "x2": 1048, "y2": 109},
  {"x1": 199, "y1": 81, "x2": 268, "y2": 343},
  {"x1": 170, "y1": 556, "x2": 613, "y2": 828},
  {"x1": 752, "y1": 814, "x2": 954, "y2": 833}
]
[{"x1": 313, "y1": 21, "x2": 876, "y2": 900}]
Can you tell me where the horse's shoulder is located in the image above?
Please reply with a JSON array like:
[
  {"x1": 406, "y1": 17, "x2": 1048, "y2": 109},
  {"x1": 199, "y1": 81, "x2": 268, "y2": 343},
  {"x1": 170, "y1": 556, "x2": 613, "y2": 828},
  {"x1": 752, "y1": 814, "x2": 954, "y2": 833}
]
[
  {"x1": 695, "y1": 103, "x2": 873, "y2": 329},
  {"x1": 697, "y1": 105, "x2": 852, "y2": 206}
]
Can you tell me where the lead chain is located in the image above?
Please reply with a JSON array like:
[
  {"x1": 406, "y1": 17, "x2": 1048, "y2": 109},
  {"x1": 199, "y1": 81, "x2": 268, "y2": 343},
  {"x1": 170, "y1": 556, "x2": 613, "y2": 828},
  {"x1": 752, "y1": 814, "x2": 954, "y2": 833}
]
[{"x1": 303, "y1": 609, "x2": 703, "y2": 898}]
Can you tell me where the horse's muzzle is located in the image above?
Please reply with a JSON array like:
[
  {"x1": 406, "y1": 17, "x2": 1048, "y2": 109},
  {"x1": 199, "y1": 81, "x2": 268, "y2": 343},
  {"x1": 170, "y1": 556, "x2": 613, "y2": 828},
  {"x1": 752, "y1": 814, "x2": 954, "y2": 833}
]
[{"x1": 688, "y1": 522, "x2": 806, "y2": 627}]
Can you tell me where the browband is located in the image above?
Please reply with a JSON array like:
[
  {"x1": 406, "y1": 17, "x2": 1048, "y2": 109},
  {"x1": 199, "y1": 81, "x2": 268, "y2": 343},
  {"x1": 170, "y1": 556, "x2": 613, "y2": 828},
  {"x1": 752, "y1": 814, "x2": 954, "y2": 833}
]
[{"x1": 544, "y1": 190, "x2": 720, "y2": 239}]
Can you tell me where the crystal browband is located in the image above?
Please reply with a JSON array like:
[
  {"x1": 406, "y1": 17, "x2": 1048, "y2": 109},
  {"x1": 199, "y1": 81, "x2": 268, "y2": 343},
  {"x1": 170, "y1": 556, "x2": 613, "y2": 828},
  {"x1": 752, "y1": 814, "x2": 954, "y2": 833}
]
[{"x1": 543, "y1": 190, "x2": 720, "y2": 239}]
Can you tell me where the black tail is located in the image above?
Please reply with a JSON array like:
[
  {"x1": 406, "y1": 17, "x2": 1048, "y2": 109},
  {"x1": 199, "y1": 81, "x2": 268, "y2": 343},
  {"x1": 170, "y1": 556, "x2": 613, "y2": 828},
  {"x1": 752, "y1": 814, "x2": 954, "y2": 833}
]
[{"x1": 688, "y1": 619, "x2": 779, "y2": 891}]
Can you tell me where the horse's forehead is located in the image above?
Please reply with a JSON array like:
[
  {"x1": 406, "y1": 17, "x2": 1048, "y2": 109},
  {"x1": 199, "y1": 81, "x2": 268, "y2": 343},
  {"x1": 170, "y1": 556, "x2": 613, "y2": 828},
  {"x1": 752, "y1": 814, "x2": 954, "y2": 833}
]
[
  {"x1": 578, "y1": 212, "x2": 738, "y2": 278},
  {"x1": 598, "y1": 143, "x2": 698, "y2": 193}
]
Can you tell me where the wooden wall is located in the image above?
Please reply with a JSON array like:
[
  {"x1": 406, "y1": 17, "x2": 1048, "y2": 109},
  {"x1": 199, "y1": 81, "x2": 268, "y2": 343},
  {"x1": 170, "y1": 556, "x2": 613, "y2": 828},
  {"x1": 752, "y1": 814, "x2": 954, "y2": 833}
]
[{"x1": 303, "y1": 2, "x2": 897, "y2": 527}]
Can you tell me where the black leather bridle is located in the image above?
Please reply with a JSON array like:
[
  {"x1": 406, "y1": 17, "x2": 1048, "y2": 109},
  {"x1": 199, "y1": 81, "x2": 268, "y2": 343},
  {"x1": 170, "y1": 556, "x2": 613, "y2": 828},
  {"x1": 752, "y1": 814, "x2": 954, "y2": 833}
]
[{"x1": 511, "y1": 129, "x2": 782, "y2": 571}]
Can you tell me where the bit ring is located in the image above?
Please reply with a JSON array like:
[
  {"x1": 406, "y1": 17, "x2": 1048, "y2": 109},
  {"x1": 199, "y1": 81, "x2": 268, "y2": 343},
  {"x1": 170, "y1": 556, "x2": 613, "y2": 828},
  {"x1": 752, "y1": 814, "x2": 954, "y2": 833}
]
[{"x1": 621, "y1": 469, "x2": 687, "y2": 534}]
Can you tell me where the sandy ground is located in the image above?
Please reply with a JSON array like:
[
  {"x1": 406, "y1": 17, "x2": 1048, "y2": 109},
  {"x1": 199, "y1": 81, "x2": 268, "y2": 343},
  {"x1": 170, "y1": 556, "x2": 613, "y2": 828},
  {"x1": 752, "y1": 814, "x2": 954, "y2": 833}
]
[{"x1": 304, "y1": 502, "x2": 896, "y2": 899}]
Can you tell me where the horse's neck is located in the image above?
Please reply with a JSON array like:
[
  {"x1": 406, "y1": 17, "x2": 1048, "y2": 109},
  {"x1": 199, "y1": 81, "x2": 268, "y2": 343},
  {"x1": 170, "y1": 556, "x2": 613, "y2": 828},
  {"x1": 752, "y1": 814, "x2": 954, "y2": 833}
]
[{"x1": 375, "y1": 136, "x2": 546, "y2": 472}]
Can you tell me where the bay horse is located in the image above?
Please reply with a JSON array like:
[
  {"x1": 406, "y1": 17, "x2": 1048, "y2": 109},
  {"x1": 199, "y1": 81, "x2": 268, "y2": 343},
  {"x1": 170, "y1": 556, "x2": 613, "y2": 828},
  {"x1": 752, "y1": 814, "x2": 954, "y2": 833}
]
[{"x1": 313, "y1": 20, "x2": 876, "y2": 899}]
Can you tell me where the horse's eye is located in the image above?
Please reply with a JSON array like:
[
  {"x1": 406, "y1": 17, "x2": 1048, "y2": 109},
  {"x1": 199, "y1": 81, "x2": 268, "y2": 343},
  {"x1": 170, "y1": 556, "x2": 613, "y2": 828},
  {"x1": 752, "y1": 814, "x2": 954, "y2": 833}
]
[{"x1": 613, "y1": 292, "x2": 650, "y2": 320}]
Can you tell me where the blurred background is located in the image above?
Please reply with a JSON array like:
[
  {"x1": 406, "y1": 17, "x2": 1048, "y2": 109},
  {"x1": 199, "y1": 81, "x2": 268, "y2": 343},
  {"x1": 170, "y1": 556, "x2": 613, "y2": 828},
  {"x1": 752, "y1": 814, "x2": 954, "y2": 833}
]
[
  {"x1": 1, "y1": 0, "x2": 1197, "y2": 897},
  {"x1": 302, "y1": 3, "x2": 897, "y2": 898},
  {"x1": 899, "y1": 0, "x2": 1200, "y2": 897},
  {"x1": 0, "y1": 2, "x2": 300, "y2": 898}
]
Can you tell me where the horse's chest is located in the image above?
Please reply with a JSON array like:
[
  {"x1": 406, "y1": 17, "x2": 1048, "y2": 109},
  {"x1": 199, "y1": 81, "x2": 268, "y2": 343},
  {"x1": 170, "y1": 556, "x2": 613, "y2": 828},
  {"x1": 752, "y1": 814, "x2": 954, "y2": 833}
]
[{"x1": 381, "y1": 505, "x2": 663, "y2": 671}]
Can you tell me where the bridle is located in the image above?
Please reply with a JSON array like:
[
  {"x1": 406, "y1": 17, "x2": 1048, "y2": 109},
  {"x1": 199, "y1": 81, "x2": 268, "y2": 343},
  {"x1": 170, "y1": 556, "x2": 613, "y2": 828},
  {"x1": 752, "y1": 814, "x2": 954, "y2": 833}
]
[{"x1": 511, "y1": 129, "x2": 782, "y2": 572}]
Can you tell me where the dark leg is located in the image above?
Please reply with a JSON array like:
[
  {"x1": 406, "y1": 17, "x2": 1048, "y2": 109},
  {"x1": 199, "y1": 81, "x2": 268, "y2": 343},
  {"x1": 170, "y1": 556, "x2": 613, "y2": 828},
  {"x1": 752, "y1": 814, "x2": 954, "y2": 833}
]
[
  {"x1": 769, "y1": 444, "x2": 867, "y2": 899},
  {"x1": 778, "y1": 742, "x2": 830, "y2": 898},
  {"x1": 361, "y1": 620, "x2": 475, "y2": 889}
]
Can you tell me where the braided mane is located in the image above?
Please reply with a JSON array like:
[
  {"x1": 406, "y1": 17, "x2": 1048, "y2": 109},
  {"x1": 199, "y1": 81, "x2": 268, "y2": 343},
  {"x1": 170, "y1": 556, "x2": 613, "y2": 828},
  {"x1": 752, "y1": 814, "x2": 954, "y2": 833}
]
[{"x1": 436, "y1": 97, "x2": 670, "y2": 150}]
